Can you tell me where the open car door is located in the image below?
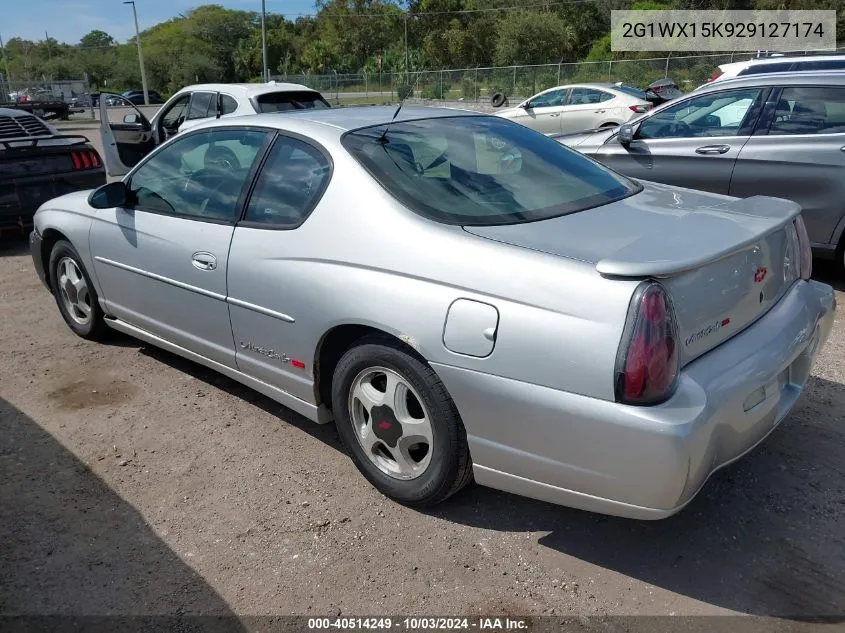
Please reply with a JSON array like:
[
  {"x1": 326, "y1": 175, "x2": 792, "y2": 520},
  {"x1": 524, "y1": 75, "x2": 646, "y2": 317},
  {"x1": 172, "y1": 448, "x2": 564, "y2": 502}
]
[{"x1": 99, "y1": 93, "x2": 156, "y2": 177}]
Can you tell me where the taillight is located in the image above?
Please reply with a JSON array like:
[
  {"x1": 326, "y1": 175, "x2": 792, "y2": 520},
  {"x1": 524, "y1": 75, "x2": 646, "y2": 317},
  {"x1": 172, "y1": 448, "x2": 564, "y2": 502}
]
[
  {"x1": 707, "y1": 70, "x2": 724, "y2": 82},
  {"x1": 615, "y1": 281, "x2": 679, "y2": 406},
  {"x1": 69, "y1": 149, "x2": 101, "y2": 170},
  {"x1": 794, "y1": 214, "x2": 812, "y2": 280},
  {"x1": 629, "y1": 104, "x2": 653, "y2": 113}
]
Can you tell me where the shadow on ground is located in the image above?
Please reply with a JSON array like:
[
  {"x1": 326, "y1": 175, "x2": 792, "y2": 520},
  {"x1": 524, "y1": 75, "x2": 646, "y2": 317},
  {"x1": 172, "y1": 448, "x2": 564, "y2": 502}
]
[
  {"x1": 134, "y1": 332, "x2": 845, "y2": 620},
  {"x1": 0, "y1": 397, "x2": 247, "y2": 631},
  {"x1": 427, "y1": 374, "x2": 845, "y2": 620}
]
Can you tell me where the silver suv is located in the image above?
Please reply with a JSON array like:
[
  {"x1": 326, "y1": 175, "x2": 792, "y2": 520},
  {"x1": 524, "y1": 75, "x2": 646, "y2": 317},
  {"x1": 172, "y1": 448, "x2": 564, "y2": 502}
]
[{"x1": 556, "y1": 70, "x2": 845, "y2": 271}]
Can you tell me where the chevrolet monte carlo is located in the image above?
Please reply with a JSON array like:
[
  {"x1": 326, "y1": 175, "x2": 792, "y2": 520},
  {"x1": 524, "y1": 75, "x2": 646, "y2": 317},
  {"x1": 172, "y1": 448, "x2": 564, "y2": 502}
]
[{"x1": 29, "y1": 107, "x2": 835, "y2": 519}]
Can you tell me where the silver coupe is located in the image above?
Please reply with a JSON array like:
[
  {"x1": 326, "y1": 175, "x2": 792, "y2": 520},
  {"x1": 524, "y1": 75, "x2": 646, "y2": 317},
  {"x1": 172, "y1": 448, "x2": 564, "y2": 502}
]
[{"x1": 29, "y1": 106, "x2": 835, "y2": 519}]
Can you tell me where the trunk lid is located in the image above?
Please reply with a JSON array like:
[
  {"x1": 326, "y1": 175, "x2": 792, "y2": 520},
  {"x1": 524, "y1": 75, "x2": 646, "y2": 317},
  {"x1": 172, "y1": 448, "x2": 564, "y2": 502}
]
[{"x1": 463, "y1": 181, "x2": 802, "y2": 364}]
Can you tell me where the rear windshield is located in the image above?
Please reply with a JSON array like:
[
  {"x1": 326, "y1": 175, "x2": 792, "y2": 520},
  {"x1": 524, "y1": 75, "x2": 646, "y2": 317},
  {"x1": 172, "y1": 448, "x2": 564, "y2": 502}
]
[
  {"x1": 256, "y1": 91, "x2": 331, "y2": 112},
  {"x1": 614, "y1": 84, "x2": 649, "y2": 100},
  {"x1": 341, "y1": 115, "x2": 640, "y2": 226}
]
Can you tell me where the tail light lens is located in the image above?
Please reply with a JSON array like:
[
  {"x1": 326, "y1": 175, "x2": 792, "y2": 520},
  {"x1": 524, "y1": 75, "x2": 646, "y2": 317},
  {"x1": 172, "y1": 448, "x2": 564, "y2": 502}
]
[
  {"x1": 707, "y1": 70, "x2": 724, "y2": 82},
  {"x1": 629, "y1": 104, "x2": 653, "y2": 113},
  {"x1": 70, "y1": 149, "x2": 101, "y2": 170},
  {"x1": 794, "y1": 214, "x2": 812, "y2": 280},
  {"x1": 615, "y1": 281, "x2": 679, "y2": 406}
]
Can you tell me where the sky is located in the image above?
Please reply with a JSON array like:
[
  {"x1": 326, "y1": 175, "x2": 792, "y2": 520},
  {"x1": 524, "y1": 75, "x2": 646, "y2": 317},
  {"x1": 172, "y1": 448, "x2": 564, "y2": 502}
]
[{"x1": 1, "y1": 0, "x2": 318, "y2": 45}]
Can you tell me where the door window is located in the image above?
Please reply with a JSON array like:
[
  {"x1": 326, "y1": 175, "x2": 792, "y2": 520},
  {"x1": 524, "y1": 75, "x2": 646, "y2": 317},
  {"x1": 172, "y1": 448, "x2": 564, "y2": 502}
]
[
  {"x1": 637, "y1": 88, "x2": 764, "y2": 139},
  {"x1": 529, "y1": 89, "x2": 568, "y2": 108},
  {"x1": 768, "y1": 86, "x2": 845, "y2": 135},
  {"x1": 243, "y1": 136, "x2": 331, "y2": 228},
  {"x1": 160, "y1": 95, "x2": 191, "y2": 131},
  {"x1": 127, "y1": 129, "x2": 270, "y2": 222},
  {"x1": 187, "y1": 92, "x2": 215, "y2": 120},
  {"x1": 568, "y1": 88, "x2": 614, "y2": 105}
]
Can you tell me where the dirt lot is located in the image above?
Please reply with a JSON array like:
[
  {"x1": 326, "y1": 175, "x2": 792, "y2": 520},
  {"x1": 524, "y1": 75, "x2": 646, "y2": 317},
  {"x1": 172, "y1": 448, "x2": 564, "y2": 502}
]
[{"x1": 1, "y1": 231, "x2": 844, "y2": 624}]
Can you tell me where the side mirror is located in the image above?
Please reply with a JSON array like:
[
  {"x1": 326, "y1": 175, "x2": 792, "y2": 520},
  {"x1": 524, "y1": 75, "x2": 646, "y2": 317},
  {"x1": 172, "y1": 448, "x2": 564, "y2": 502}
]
[
  {"x1": 520, "y1": 101, "x2": 531, "y2": 109},
  {"x1": 618, "y1": 123, "x2": 634, "y2": 146},
  {"x1": 123, "y1": 113, "x2": 140, "y2": 124},
  {"x1": 88, "y1": 181, "x2": 129, "y2": 209}
]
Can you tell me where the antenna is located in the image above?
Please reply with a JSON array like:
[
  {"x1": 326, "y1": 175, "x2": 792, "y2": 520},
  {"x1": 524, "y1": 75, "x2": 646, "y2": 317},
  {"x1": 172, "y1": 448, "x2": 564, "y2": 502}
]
[{"x1": 378, "y1": 69, "x2": 425, "y2": 144}]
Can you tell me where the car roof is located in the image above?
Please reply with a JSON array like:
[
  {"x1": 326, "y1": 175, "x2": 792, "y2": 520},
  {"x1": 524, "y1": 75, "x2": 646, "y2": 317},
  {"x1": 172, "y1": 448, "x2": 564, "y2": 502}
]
[
  {"x1": 696, "y1": 69, "x2": 845, "y2": 91},
  {"x1": 191, "y1": 105, "x2": 483, "y2": 134},
  {"x1": 719, "y1": 54, "x2": 845, "y2": 72},
  {"x1": 175, "y1": 82, "x2": 317, "y2": 97},
  {"x1": 0, "y1": 107, "x2": 37, "y2": 118}
]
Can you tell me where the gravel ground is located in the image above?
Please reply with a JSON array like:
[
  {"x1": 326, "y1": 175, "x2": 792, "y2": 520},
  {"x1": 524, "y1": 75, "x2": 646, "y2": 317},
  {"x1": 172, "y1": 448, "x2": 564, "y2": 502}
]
[{"x1": 0, "y1": 236, "x2": 843, "y2": 624}]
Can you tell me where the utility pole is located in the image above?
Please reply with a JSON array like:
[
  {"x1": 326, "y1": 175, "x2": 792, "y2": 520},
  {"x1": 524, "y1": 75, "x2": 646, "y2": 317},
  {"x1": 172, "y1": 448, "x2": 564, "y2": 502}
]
[
  {"x1": 124, "y1": 1, "x2": 149, "y2": 105},
  {"x1": 404, "y1": 13, "x2": 409, "y2": 75},
  {"x1": 261, "y1": 0, "x2": 269, "y2": 82}
]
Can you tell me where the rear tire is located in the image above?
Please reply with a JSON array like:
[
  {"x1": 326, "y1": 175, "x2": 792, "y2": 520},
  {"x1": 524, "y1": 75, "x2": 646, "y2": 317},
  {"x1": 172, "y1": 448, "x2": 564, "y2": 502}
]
[
  {"x1": 48, "y1": 239, "x2": 108, "y2": 340},
  {"x1": 331, "y1": 335, "x2": 473, "y2": 506}
]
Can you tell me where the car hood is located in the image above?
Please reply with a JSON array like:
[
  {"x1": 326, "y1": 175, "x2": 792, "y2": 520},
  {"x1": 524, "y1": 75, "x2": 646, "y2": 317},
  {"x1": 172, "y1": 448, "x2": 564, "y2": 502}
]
[{"x1": 462, "y1": 180, "x2": 800, "y2": 277}]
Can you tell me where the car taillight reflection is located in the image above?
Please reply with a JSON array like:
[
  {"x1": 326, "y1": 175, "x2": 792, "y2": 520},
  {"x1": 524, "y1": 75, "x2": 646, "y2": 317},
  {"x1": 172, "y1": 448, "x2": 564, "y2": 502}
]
[
  {"x1": 70, "y1": 149, "x2": 101, "y2": 170},
  {"x1": 615, "y1": 281, "x2": 679, "y2": 406},
  {"x1": 629, "y1": 104, "x2": 653, "y2": 113}
]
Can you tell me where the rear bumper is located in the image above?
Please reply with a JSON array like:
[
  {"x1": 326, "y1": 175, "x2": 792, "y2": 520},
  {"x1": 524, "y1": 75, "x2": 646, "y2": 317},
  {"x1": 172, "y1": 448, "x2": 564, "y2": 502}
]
[
  {"x1": 0, "y1": 171, "x2": 104, "y2": 233},
  {"x1": 433, "y1": 279, "x2": 836, "y2": 520}
]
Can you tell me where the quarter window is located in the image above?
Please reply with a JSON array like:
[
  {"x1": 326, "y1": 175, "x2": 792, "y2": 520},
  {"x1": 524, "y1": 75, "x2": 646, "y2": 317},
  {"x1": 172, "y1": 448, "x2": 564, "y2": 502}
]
[
  {"x1": 128, "y1": 129, "x2": 270, "y2": 222},
  {"x1": 243, "y1": 137, "x2": 331, "y2": 228},
  {"x1": 637, "y1": 88, "x2": 764, "y2": 139},
  {"x1": 768, "y1": 86, "x2": 845, "y2": 135},
  {"x1": 221, "y1": 94, "x2": 239, "y2": 115}
]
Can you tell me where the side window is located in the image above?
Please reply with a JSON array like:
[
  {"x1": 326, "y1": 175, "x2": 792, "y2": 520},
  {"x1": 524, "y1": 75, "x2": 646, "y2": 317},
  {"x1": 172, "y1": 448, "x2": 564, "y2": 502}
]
[
  {"x1": 796, "y1": 59, "x2": 845, "y2": 71},
  {"x1": 769, "y1": 86, "x2": 845, "y2": 135},
  {"x1": 530, "y1": 89, "x2": 568, "y2": 108},
  {"x1": 160, "y1": 94, "x2": 191, "y2": 130},
  {"x1": 568, "y1": 88, "x2": 613, "y2": 105},
  {"x1": 127, "y1": 129, "x2": 270, "y2": 222},
  {"x1": 187, "y1": 92, "x2": 215, "y2": 120},
  {"x1": 221, "y1": 94, "x2": 238, "y2": 115},
  {"x1": 637, "y1": 88, "x2": 763, "y2": 139},
  {"x1": 243, "y1": 137, "x2": 331, "y2": 228}
]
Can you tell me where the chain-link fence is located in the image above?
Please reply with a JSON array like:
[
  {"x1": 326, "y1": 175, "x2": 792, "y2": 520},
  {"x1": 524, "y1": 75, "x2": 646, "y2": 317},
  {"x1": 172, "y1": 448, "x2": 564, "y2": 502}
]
[
  {"x1": 275, "y1": 49, "x2": 845, "y2": 106},
  {"x1": 1, "y1": 75, "x2": 92, "y2": 119}
]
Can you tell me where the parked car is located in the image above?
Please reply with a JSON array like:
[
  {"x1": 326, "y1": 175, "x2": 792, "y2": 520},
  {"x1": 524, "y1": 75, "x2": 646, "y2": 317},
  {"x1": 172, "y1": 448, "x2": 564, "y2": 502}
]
[
  {"x1": 29, "y1": 107, "x2": 834, "y2": 519},
  {"x1": 121, "y1": 90, "x2": 165, "y2": 105},
  {"x1": 554, "y1": 70, "x2": 845, "y2": 270},
  {"x1": 97, "y1": 81, "x2": 330, "y2": 176},
  {"x1": 495, "y1": 83, "x2": 653, "y2": 135},
  {"x1": 699, "y1": 53, "x2": 845, "y2": 88},
  {"x1": 0, "y1": 108, "x2": 104, "y2": 239}
]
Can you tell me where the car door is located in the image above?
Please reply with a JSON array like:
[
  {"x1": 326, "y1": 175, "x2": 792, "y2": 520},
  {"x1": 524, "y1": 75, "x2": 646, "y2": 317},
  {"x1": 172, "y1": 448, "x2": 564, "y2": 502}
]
[
  {"x1": 595, "y1": 87, "x2": 767, "y2": 195},
  {"x1": 151, "y1": 92, "x2": 192, "y2": 144},
  {"x1": 90, "y1": 127, "x2": 273, "y2": 367},
  {"x1": 516, "y1": 88, "x2": 570, "y2": 135},
  {"x1": 99, "y1": 93, "x2": 157, "y2": 177},
  {"x1": 227, "y1": 134, "x2": 332, "y2": 401},
  {"x1": 730, "y1": 85, "x2": 845, "y2": 248},
  {"x1": 559, "y1": 87, "x2": 616, "y2": 133}
]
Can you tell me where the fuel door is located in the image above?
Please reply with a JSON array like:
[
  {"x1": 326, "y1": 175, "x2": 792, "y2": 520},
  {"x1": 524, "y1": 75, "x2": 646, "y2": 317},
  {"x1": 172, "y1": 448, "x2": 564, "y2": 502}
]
[{"x1": 443, "y1": 299, "x2": 499, "y2": 358}]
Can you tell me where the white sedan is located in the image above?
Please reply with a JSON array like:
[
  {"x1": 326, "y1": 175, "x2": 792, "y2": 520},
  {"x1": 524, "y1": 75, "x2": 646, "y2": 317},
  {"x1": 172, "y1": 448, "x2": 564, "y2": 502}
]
[
  {"x1": 99, "y1": 82, "x2": 330, "y2": 176},
  {"x1": 496, "y1": 83, "x2": 653, "y2": 135}
]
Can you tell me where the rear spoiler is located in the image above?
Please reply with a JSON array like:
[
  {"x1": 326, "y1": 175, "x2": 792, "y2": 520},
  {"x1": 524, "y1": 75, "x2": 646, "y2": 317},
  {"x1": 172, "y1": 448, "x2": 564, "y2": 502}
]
[
  {"x1": 0, "y1": 135, "x2": 92, "y2": 152},
  {"x1": 596, "y1": 195, "x2": 802, "y2": 278}
]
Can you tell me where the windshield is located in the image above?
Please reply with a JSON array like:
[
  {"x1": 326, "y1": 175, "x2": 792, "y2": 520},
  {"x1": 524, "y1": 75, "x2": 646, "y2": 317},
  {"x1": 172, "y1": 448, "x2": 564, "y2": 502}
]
[
  {"x1": 256, "y1": 90, "x2": 331, "y2": 112},
  {"x1": 342, "y1": 115, "x2": 641, "y2": 226}
]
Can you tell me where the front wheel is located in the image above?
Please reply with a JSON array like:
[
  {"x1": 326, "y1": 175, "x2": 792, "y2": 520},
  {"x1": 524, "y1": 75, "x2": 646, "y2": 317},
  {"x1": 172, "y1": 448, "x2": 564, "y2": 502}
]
[
  {"x1": 331, "y1": 336, "x2": 473, "y2": 506},
  {"x1": 48, "y1": 240, "x2": 108, "y2": 340}
]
